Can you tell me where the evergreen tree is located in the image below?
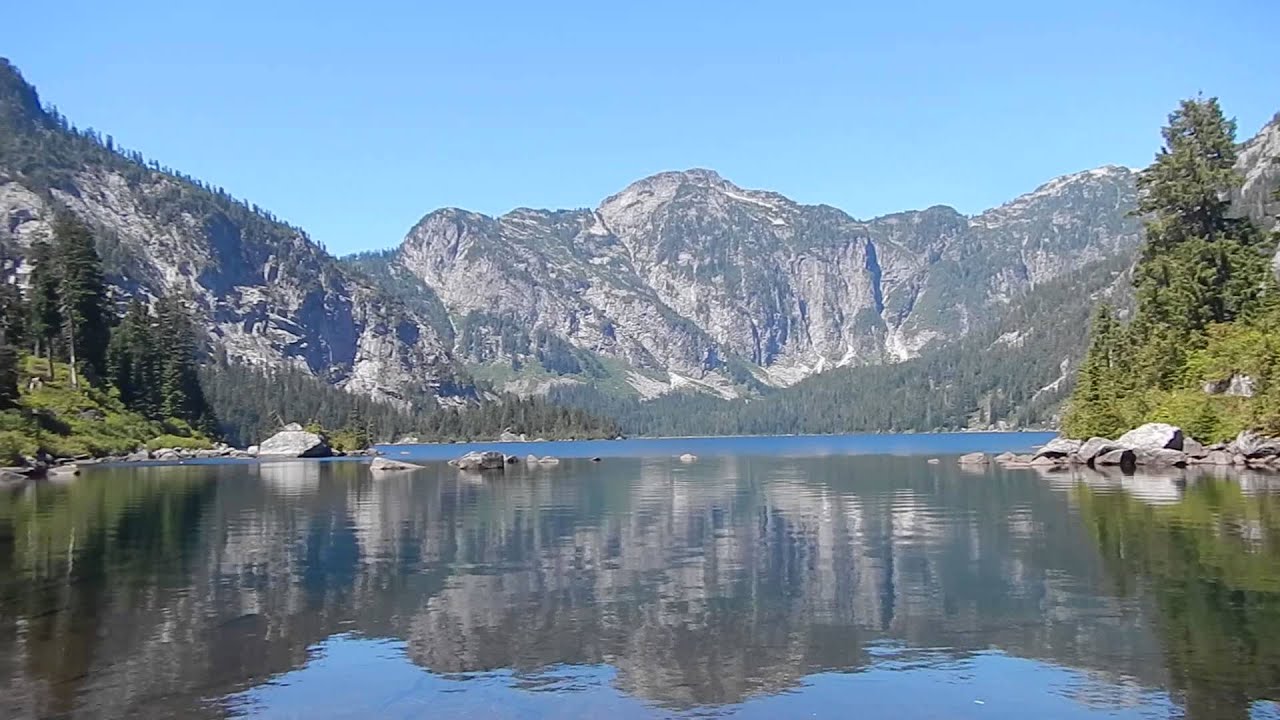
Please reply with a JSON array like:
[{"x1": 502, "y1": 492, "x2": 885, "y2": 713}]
[
  {"x1": 52, "y1": 215, "x2": 110, "y2": 386},
  {"x1": 27, "y1": 240, "x2": 61, "y2": 378},
  {"x1": 1131, "y1": 97, "x2": 1269, "y2": 343},
  {"x1": 1063, "y1": 305, "x2": 1126, "y2": 438},
  {"x1": 155, "y1": 295, "x2": 210, "y2": 427},
  {"x1": 106, "y1": 299, "x2": 160, "y2": 416}
]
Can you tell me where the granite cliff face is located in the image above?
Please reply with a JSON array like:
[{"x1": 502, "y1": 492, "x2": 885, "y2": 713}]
[
  {"x1": 392, "y1": 165, "x2": 1145, "y2": 396},
  {"x1": 0, "y1": 59, "x2": 464, "y2": 406}
]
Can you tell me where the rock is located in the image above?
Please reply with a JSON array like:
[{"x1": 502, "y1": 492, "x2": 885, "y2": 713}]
[
  {"x1": 1228, "y1": 430, "x2": 1280, "y2": 459},
  {"x1": 526, "y1": 454, "x2": 540, "y2": 464},
  {"x1": 370, "y1": 457, "x2": 419, "y2": 472},
  {"x1": 1077, "y1": 437, "x2": 1122, "y2": 465},
  {"x1": 396, "y1": 435, "x2": 420, "y2": 445},
  {"x1": 1096, "y1": 449, "x2": 1136, "y2": 467},
  {"x1": 1029, "y1": 455, "x2": 1062, "y2": 467},
  {"x1": 258, "y1": 428, "x2": 331, "y2": 458},
  {"x1": 679, "y1": 453, "x2": 698, "y2": 463},
  {"x1": 927, "y1": 458, "x2": 941, "y2": 464},
  {"x1": 992, "y1": 452, "x2": 1018, "y2": 464},
  {"x1": 498, "y1": 430, "x2": 527, "y2": 443},
  {"x1": 1004, "y1": 454, "x2": 1036, "y2": 467},
  {"x1": 245, "y1": 445, "x2": 259, "y2": 457},
  {"x1": 1203, "y1": 374, "x2": 1256, "y2": 398},
  {"x1": 590, "y1": 457, "x2": 602, "y2": 462},
  {"x1": 1141, "y1": 448, "x2": 1188, "y2": 467},
  {"x1": 453, "y1": 451, "x2": 507, "y2": 471},
  {"x1": 505, "y1": 455, "x2": 520, "y2": 465},
  {"x1": 0, "y1": 469, "x2": 26, "y2": 487},
  {"x1": 125, "y1": 449, "x2": 152, "y2": 462},
  {"x1": 1116, "y1": 423, "x2": 1184, "y2": 452},
  {"x1": 1182, "y1": 438, "x2": 1207, "y2": 459},
  {"x1": 155, "y1": 450, "x2": 180, "y2": 461},
  {"x1": 537, "y1": 456, "x2": 561, "y2": 465},
  {"x1": 77, "y1": 409, "x2": 105, "y2": 421},
  {"x1": 1198, "y1": 450, "x2": 1234, "y2": 465},
  {"x1": 957, "y1": 452, "x2": 988, "y2": 465},
  {"x1": 1034, "y1": 437, "x2": 1081, "y2": 459},
  {"x1": 47, "y1": 465, "x2": 80, "y2": 479},
  {"x1": 1233, "y1": 453, "x2": 1247, "y2": 466}
]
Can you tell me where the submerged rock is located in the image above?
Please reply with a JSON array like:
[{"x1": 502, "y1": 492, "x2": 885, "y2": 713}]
[{"x1": 370, "y1": 457, "x2": 419, "y2": 472}]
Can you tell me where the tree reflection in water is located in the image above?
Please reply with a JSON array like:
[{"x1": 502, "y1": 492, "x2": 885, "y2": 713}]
[{"x1": 0, "y1": 456, "x2": 1275, "y2": 718}]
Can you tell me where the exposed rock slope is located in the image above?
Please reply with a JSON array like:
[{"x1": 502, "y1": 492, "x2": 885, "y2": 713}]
[{"x1": 0, "y1": 58, "x2": 465, "y2": 406}]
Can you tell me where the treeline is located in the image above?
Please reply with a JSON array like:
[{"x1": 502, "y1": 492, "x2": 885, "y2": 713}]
[
  {"x1": 1064, "y1": 98, "x2": 1280, "y2": 442},
  {"x1": 550, "y1": 252, "x2": 1132, "y2": 436},
  {"x1": 0, "y1": 215, "x2": 210, "y2": 429},
  {"x1": 201, "y1": 359, "x2": 622, "y2": 448}
]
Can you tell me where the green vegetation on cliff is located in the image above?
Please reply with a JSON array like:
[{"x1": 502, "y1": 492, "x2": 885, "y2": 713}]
[{"x1": 1064, "y1": 98, "x2": 1280, "y2": 442}]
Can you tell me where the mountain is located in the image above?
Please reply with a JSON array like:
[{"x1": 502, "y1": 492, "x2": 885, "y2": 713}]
[
  {"x1": 0, "y1": 58, "x2": 467, "y2": 408},
  {"x1": 378, "y1": 165, "x2": 1143, "y2": 400}
]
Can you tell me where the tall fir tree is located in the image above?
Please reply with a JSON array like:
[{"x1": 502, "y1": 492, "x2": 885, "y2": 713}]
[
  {"x1": 51, "y1": 215, "x2": 110, "y2": 386},
  {"x1": 1131, "y1": 97, "x2": 1269, "y2": 343},
  {"x1": 27, "y1": 240, "x2": 61, "y2": 378},
  {"x1": 155, "y1": 295, "x2": 210, "y2": 428},
  {"x1": 106, "y1": 298, "x2": 160, "y2": 416}
]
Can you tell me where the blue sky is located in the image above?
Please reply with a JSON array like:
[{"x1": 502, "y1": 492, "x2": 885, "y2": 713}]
[{"x1": 6, "y1": 0, "x2": 1278, "y2": 255}]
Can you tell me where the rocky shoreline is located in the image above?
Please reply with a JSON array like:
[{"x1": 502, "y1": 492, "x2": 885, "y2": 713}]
[{"x1": 958, "y1": 423, "x2": 1280, "y2": 471}]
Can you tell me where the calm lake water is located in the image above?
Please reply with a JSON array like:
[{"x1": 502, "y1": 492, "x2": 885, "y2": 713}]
[{"x1": 1, "y1": 433, "x2": 1278, "y2": 719}]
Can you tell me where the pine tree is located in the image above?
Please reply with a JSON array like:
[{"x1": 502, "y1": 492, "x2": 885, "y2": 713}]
[
  {"x1": 1063, "y1": 305, "x2": 1126, "y2": 438},
  {"x1": 52, "y1": 215, "x2": 110, "y2": 386},
  {"x1": 27, "y1": 240, "x2": 62, "y2": 378},
  {"x1": 1132, "y1": 97, "x2": 1269, "y2": 342},
  {"x1": 107, "y1": 299, "x2": 161, "y2": 416},
  {"x1": 155, "y1": 295, "x2": 210, "y2": 427}
]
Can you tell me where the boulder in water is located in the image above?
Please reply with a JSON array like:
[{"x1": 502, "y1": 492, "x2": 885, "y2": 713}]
[
  {"x1": 1096, "y1": 448, "x2": 1136, "y2": 467},
  {"x1": 679, "y1": 453, "x2": 697, "y2": 463},
  {"x1": 370, "y1": 457, "x2": 419, "y2": 472},
  {"x1": 258, "y1": 426, "x2": 331, "y2": 458},
  {"x1": 452, "y1": 451, "x2": 507, "y2": 471},
  {"x1": 957, "y1": 452, "x2": 988, "y2": 465},
  {"x1": 1116, "y1": 423, "x2": 1183, "y2": 452},
  {"x1": 537, "y1": 456, "x2": 561, "y2": 465},
  {"x1": 1140, "y1": 448, "x2": 1188, "y2": 467},
  {"x1": 1077, "y1": 437, "x2": 1122, "y2": 465},
  {"x1": 1034, "y1": 437, "x2": 1081, "y2": 459}
]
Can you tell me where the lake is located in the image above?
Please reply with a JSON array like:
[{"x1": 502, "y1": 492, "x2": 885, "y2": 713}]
[{"x1": 1, "y1": 433, "x2": 1278, "y2": 719}]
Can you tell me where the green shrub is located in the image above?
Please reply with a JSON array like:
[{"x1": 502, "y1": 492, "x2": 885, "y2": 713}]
[{"x1": 146, "y1": 434, "x2": 213, "y2": 451}]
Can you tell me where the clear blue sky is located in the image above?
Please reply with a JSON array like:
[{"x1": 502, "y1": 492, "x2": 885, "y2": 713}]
[{"x1": 7, "y1": 0, "x2": 1278, "y2": 255}]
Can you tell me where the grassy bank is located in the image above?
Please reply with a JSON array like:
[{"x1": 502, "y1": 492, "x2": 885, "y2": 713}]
[{"x1": 0, "y1": 357, "x2": 211, "y2": 465}]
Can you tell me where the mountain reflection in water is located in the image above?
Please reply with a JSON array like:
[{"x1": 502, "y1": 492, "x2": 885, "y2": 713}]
[{"x1": 0, "y1": 449, "x2": 1277, "y2": 719}]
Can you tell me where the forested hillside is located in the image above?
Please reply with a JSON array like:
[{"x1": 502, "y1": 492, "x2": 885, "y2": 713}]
[{"x1": 551, "y1": 252, "x2": 1134, "y2": 435}]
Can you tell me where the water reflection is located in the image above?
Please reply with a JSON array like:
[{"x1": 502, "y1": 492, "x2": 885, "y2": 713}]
[{"x1": 0, "y1": 455, "x2": 1276, "y2": 718}]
